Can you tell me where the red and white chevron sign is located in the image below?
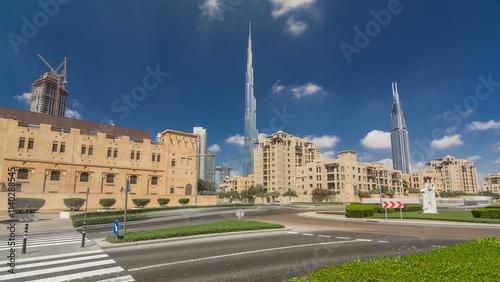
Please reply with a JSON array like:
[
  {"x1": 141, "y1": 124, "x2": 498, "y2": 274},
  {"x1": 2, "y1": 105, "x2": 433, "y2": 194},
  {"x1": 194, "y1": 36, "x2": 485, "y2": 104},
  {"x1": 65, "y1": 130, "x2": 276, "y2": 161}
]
[{"x1": 383, "y1": 201, "x2": 403, "y2": 209}]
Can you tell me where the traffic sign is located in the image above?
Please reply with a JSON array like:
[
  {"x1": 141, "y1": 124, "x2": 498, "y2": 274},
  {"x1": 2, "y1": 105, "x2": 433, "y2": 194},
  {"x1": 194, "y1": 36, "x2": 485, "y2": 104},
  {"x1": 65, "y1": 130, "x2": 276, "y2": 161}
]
[
  {"x1": 113, "y1": 220, "x2": 119, "y2": 236},
  {"x1": 236, "y1": 209, "x2": 244, "y2": 220},
  {"x1": 383, "y1": 201, "x2": 403, "y2": 209}
]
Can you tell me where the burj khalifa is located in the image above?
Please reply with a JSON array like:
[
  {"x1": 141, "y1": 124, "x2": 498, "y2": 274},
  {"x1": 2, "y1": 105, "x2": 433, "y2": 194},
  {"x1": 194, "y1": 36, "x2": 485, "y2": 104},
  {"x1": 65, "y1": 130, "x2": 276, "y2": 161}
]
[
  {"x1": 390, "y1": 82, "x2": 411, "y2": 174},
  {"x1": 243, "y1": 22, "x2": 258, "y2": 177}
]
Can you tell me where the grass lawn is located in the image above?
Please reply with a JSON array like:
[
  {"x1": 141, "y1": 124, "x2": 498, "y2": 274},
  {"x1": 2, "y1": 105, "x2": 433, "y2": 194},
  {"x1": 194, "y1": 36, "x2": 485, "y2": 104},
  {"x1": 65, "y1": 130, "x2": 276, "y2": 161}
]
[
  {"x1": 370, "y1": 210, "x2": 500, "y2": 224},
  {"x1": 105, "y1": 220, "x2": 284, "y2": 243},
  {"x1": 317, "y1": 212, "x2": 347, "y2": 215},
  {"x1": 286, "y1": 237, "x2": 500, "y2": 281}
]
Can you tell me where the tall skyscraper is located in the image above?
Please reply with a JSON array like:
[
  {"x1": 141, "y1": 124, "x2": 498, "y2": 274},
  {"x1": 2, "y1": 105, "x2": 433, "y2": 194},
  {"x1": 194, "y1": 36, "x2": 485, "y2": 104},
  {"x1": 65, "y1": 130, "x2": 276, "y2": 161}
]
[
  {"x1": 243, "y1": 22, "x2": 258, "y2": 177},
  {"x1": 194, "y1": 127, "x2": 216, "y2": 182},
  {"x1": 30, "y1": 55, "x2": 68, "y2": 117},
  {"x1": 390, "y1": 82, "x2": 411, "y2": 174}
]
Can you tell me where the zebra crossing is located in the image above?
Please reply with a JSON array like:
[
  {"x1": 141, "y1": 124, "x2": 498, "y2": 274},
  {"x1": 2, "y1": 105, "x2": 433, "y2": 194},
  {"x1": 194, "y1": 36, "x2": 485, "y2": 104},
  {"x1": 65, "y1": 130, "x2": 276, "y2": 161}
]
[
  {"x1": 0, "y1": 230, "x2": 91, "y2": 252},
  {"x1": 0, "y1": 250, "x2": 134, "y2": 281}
]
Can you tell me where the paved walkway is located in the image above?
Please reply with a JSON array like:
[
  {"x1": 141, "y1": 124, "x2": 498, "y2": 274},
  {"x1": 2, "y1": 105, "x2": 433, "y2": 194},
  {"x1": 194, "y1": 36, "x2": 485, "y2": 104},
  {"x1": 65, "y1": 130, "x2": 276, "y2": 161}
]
[{"x1": 0, "y1": 213, "x2": 74, "y2": 235}]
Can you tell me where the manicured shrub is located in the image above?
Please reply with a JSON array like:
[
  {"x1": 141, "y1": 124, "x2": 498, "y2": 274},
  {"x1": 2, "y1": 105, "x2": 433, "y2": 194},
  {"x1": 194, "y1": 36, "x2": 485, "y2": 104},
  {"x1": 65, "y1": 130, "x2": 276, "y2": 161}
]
[
  {"x1": 471, "y1": 208, "x2": 500, "y2": 219},
  {"x1": 63, "y1": 198, "x2": 86, "y2": 211},
  {"x1": 178, "y1": 198, "x2": 190, "y2": 205},
  {"x1": 15, "y1": 198, "x2": 46, "y2": 213},
  {"x1": 374, "y1": 204, "x2": 395, "y2": 213},
  {"x1": 132, "y1": 198, "x2": 150, "y2": 208},
  {"x1": 345, "y1": 205, "x2": 376, "y2": 218},
  {"x1": 403, "y1": 204, "x2": 423, "y2": 212},
  {"x1": 99, "y1": 198, "x2": 116, "y2": 209},
  {"x1": 157, "y1": 198, "x2": 170, "y2": 206},
  {"x1": 485, "y1": 205, "x2": 500, "y2": 209}
]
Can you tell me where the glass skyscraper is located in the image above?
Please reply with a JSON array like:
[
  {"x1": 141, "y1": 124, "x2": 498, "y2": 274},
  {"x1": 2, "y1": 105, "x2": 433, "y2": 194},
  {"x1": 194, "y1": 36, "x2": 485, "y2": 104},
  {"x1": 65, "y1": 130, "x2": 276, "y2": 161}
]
[{"x1": 390, "y1": 82, "x2": 411, "y2": 174}]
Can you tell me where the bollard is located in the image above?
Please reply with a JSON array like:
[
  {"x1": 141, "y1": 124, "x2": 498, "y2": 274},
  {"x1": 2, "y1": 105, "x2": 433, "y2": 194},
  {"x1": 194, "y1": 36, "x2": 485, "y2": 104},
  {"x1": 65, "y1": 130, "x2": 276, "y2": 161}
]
[
  {"x1": 81, "y1": 221, "x2": 86, "y2": 248},
  {"x1": 22, "y1": 224, "x2": 28, "y2": 254}
]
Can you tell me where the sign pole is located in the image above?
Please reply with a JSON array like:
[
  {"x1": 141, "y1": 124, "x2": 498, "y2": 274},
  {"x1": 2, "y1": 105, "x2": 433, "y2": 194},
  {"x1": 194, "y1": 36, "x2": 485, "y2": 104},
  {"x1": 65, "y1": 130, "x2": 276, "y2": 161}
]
[
  {"x1": 84, "y1": 187, "x2": 89, "y2": 220},
  {"x1": 400, "y1": 208, "x2": 403, "y2": 220},
  {"x1": 124, "y1": 180, "x2": 130, "y2": 235},
  {"x1": 385, "y1": 208, "x2": 388, "y2": 220}
]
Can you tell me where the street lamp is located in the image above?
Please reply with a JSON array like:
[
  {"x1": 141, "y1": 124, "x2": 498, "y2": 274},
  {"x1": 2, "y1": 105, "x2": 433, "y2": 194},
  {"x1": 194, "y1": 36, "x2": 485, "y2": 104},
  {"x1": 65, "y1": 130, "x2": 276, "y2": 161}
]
[{"x1": 377, "y1": 165, "x2": 383, "y2": 205}]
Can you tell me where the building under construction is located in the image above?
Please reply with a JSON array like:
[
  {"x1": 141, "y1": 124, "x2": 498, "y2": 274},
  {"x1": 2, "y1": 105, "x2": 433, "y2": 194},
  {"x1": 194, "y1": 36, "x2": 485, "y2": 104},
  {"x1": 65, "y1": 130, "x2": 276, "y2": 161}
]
[{"x1": 30, "y1": 55, "x2": 68, "y2": 117}]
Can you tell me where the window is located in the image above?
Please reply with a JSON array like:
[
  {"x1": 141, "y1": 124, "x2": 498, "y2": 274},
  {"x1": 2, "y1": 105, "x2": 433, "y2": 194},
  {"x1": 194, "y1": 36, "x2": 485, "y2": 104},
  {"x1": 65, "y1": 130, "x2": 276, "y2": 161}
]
[
  {"x1": 170, "y1": 187, "x2": 174, "y2": 194},
  {"x1": 106, "y1": 174, "x2": 114, "y2": 184},
  {"x1": 81, "y1": 145, "x2": 86, "y2": 155},
  {"x1": 19, "y1": 138, "x2": 25, "y2": 149},
  {"x1": 130, "y1": 175, "x2": 137, "y2": 184},
  {"x1": 60, "y1": 143, "x2": 66, "y2": 153},
  {"x1": 107, "y1": 148, "x2": 112, "y2": 158},
  {"x1": 28, "y1": 139, "x2": 34, "y2": 150},
  {"x1": 80, "y1": 172, "x2": 89, "y2": 182},
  {"x1": 88, "y1": 146, "x2": 93, "y2": 155},
  {"x1": 157, "y1": 154, "x2": 160, "y2": 162},
  {"x1": 131, "y1": 151, "x2": 135, "y2": 160},
  {"x1": 113, "y1": 149, "x2": 118, "y2": 158},
  {"x1": 136, "y1": 151, "x2": 140, "y2": 160},
  {"x1": 151, "y1": 176, "x2": 158, "y2": 185},
  {"x1": 50, "y1": 171, "x2": 60, "y2": 181},
  {"x1": 152, "y1": 154, "x2": 156, "y2": 162},
  {"x1": 17, "y1": 169, "x2": 29, "y2": 180},
  {"x1": 52, "y1": 142, "x2": 58, "y2": 152}
]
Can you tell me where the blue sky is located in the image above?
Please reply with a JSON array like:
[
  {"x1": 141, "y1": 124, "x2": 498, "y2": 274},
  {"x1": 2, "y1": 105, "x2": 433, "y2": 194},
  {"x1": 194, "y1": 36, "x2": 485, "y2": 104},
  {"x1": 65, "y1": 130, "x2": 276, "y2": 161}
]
[{"x1": 1, "y1": 0, "x2": 500, "y2": 181}]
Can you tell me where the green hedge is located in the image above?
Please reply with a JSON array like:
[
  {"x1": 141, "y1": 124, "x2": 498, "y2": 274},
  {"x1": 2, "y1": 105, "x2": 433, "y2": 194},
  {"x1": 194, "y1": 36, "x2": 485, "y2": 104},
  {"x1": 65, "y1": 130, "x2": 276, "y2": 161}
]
[
  {"x1": 471, "y1": 208, "x2": 500, "y2": 219},
  {"x1": 178, "y1": 198, "x2": 190, "y2": 205},
  {"x1": 158, "y1": 198, "x2": 170, "y2": 206},
  {"x1": 346, "y1": 205, "x2": 376, "y2": 218},
  {"x1": 99, "y1": 198, "x2": 116, "y2": 209},
  {"x1": 72, "y1": 213, "x2": 152, "y2": 227},
  {"x1": 403, "y1": 204, "x2": 423, "y2": 212},
  {"x1": 485, "y1": 205, "x2": 500, "y2": 209},
  {"x1": 132, "y1": 198, "x2": 150, "y2": 208},
  {"x1": 63, "y1": 198, "x2": 86, "y2": 211},
  {"x1": 15, "y1": 198, "x2": 46, "y2": 213},
  {"x1": 374, "y1": 205, "x2": 395, "y2": 213}
]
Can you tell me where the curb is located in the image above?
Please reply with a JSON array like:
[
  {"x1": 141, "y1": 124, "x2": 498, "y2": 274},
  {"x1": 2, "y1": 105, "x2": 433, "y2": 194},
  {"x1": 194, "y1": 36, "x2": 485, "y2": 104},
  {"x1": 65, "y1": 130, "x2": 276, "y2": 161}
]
[
  {"x1": 300, "y1": 212, "x2": 500, "y2": 228},
  {"x1": 95, "y1": 228, "x2": 292, "y2": 249}
]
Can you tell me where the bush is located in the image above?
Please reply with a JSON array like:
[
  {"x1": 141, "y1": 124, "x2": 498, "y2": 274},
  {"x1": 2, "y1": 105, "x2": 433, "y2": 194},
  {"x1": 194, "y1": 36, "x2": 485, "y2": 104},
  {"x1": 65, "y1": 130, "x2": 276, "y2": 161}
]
[
  {"x1": 158, "y1": 198, "x2": 170, "y2": 206},
  {"x1": 178, "y1": 198, "x2": 190, "y2": 205},
  {"x1": 485, "y1": 205, "x2": 500, "y2": 209},
  {"x1": 63, "y1": 198, "x2": 86, "y2": 211},
  {"x1": 132, "y1": 198, "x2": 150, "y2": 208},
  {"x1": 471, "y1": 208, "x2": 500, "y2": 219},
  {"x1": 403, "y1": 204, "x2": 423, "y2": 212},
  {"x1": 15, "y1": 198, "x2": 46, "y2": 213},
  {"x1": 99, "y1": 198, "x2": 116, "y2": 209},
  {"x1": 345, "y1": 205, "x2": 376, "y2": 218},
  {"x1": 374, "y1": 205, "x2": 395, "y2": 213}
]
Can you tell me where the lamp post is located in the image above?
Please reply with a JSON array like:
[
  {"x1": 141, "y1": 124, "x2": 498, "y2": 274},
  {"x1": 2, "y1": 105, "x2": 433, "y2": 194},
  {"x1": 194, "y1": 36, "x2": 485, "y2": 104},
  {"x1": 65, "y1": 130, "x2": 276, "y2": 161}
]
[
  {"x1": 188, "y1": 153, "x2": 216, "y2": 206},
  {"x1": 378, "y1": 166, "x2": 383, "y2": 205}
]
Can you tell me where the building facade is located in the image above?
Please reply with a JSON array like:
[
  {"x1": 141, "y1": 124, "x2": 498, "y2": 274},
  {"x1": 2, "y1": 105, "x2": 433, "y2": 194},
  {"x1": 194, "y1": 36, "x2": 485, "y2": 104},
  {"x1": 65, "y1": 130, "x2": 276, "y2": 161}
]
[
  {"x1": 254, "y1": 131, "x2": 320, "y2": 192},
  {"x1": 219, "y1": 173, "x2": 254, "y2": 193},
  {"x1": 484, "y1": 173, "x2": 500, "y2": 194},
  {"x1": 425, "y1": 156, "x2": 478, "y2": 194},
  {"x1": 390, "y1": 82, "x2": 411, "y2": 174},
  {"x1": 30, "y1": 72, "x2": 69, "y2": 117},
  {"x1": 0, "y1": 106, "x2": 215, "y2": 213}
]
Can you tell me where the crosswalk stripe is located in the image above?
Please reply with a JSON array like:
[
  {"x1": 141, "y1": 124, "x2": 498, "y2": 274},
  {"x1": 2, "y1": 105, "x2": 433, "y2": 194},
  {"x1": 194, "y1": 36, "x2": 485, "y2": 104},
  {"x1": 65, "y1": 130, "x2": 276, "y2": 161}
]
[
  {"x1": 0, "y1": 250, "x2": 103, "y2": 265},
  {"x1": 7, "y1": 237, "x2": 88, "y2": 244},
  {"x1": 0, "y1": 259, "x2": 116, "y2": 280},
  {"x1": 0, "y1": 254, "x2": 109, "y2": 272},
  {"x1": 0, "y1": 240, "x2": 92, "y2": 251},
  {"x1": 27, "y1": 267, "x2": 125, "y2": 282},
  {"x1": 96, "y1": 274, "x2": 136, "y2": 282}
]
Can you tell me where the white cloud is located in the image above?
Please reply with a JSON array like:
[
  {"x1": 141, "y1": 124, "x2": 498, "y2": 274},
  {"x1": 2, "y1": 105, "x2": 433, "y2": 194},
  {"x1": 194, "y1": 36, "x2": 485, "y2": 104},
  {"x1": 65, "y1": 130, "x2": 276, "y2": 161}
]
[
  {"x1": 284, "y1": 16, "x2": 307, "y2": 36},
  {"x1": 70, "y1": 99, "x2": 83, "y2": 109},
  {"x1": 231, "y1": 170, "x2": 241, "y2": 177},
  {"x1": 290, "y1": 83, "x2": 325, "y2": 99},
  {"x1": 466, "y1": 120, "x2": 500, "y2": 131},
  {"x1": 466, "y1": 155, "x2": 482, "y2": 162},
  {"x1": 445, "y1": 126, "x2": 456, "y2": 134},
  {"x1": 208, "y1": 144, "x2": 221, "y2": 152},
  {"x1": 496, "y1": 141, "x2": 500, "y2": 151},
  {"x1": 357, "y1": 153, "x2": 372, "y2": 162},
  {"x1": 411, "y1": 162, "x2": 427, "y2": 172},
  {"x1": 258, "y1": 133, "x2": 268, "y2": 140},
  {"x1": 269, "y1": 0, "x2": 315, "y2": 18},
  {"x1": 494, "y1": 157, "x2": 500, "y2": 164},
  {"x1": 65, "y1": 108, "x2": 82, "y2": 119},
  {"x1": 377, "y1": 158, "x2": 393, "y2": 169},
  {"x1": 321, "y1": 150, "x2": 335, "y2": 159},
  {"x1": 303, "y1": 135, "x2": 340, "y2": 149},
  {"x1": 430, "y1": 134, "x2": 464, "y2": 149},
  {"x1": 272, "y1": 80, "x2": 285, "y2": 94},
  {"x1": 225, "y1": 134, "x2": 245, "y2": 145},
  {"x1": 199, "y1": 0, "x2": 225, "y2": 21},
  {"x1": 360, "y1": 130, "x2": 391, "y2": 149},
  {"x1": 14, "y1": 93, "x2": 31, "y2": 107}
]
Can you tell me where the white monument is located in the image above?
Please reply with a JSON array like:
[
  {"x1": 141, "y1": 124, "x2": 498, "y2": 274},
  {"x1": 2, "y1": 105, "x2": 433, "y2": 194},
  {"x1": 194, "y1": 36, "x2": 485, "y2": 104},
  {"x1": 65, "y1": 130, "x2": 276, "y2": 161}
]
[{"x1": 421, "y1": 183, "x2": 438, "y2": 214}]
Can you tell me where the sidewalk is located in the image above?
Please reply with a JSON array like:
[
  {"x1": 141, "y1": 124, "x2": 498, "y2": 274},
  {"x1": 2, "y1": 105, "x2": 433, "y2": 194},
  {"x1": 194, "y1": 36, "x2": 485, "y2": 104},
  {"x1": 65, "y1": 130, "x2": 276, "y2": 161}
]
[{"x1": 0, "y1": 213, "x2": 74, "y2": 235}]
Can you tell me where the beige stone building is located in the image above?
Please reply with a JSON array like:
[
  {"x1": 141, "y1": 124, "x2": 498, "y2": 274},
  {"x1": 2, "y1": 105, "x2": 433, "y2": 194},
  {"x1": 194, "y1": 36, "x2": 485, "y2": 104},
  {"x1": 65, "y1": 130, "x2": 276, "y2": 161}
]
[
  {"x1": 219, "y1": 173, "x2": 254, "y2": 193},
  {"x1": 406, "y1": 172, "x2": 443, "y2": 192},
  {"x1": 254, "y1": 131, "x2": 320, "y2": 193},
  {"x1": 425, "y1": 156, "x2": 478, "y2": 194},
  {"x1": 0, "y1": 106, "x2": 215, "y2": 213},
  {"x1": 484, "y1": 173, "x2": 500, "y2": 194},
  {"x1": 296, "y1": 150, "x2": 405, "y2": 202}
]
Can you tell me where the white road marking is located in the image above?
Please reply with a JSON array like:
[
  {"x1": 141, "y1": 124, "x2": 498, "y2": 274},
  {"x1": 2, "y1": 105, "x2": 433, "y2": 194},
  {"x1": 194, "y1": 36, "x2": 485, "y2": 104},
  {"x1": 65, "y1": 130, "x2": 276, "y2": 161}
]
[
  {"x1": 96, "y1": 275, "x2": 136, "y2": 282},
  {"x1": 431, "y1": 245, "x2": 445, "y2": 248},
  {"x1": 27, "y1": 267, "x2": 125, "y2": 282},
  {"x1": 302, "y1": 233, "x2": 314, "y2": 236},
  {"x1": 378, "y1": 241, "x2": 390, "y2": 243},
  {"x1": 336, "y1": 237, "x2": 350, "y2": 240},
  {"x1": 357, "y1": 239, "x2": 372, "y2": 241},
  {"x1": 0, "y1": 254, "x2": 108, "y2": 272},
  {"x1": 101, "y1": 229, "x2": 134, "y2": 233},
  {"x1": 317, "y1": 235, "x2": 331, "y2": 238},
  {"x1": 286, "y1": 231, "x2": 298, "y2": 234},
  {"x1": 0, "y1": 250, "x2": 103, "y2": 265},
  {"x1": 129, "y1": 239, "x2": 372, "y2": 272},
  {"x1": 0, "y1": 259, "x2": 116, "y2": 279},
  {"x1": 0, "y1": 240, "x2": 91, "y2": 251}
]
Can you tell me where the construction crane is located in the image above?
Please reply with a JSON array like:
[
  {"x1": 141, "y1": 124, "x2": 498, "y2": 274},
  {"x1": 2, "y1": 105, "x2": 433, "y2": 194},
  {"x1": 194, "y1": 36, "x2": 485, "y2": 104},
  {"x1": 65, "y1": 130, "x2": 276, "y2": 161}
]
[{"x1": 37, "y1": 54, "x2": 67, "y2": 116}]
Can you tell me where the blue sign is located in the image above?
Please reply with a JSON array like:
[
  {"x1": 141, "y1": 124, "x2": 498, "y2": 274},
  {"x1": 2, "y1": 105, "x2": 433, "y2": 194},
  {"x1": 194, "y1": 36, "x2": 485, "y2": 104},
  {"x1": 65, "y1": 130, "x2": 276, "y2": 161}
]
[{"x1": 113, "y1": 220, "x2": 119, "y2": 236}]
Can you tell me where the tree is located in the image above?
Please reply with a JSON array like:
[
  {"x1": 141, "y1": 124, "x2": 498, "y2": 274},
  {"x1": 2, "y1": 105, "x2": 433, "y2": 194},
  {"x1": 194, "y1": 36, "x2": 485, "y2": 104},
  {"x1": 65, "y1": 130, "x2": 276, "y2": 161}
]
[
  {"x1": 265, "y1": 191, "x2": 281, "y2": 198},
  {"x1": 312, "y1": 188, "x2": 335, "y2": 202},
  {"x1": 197, "y1": 179, "x2": 217, "y2": 195},
  {"x1": 408, "y1": 187, "x2": 421, "y2": 194},
  {"x1": 369, "y1": 186, "x2": 395, "y2": 198},
  {"x1": 283, "y1": 189, "x2": 298, "y2": 203}
]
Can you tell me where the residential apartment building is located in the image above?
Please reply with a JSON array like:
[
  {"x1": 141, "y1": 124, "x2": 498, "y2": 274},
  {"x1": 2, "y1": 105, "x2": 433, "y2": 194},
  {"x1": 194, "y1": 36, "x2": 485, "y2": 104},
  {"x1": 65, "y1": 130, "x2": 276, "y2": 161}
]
[
  {"x1": 407, "y1": 172, "x2": 443, "y2": 192},
  {"x1": 254, "y1": 131, "x2": 320, "y2": 192},
  {"x1": 296, "y1": 150, "x2": 405, "y2": 202},
  {"x1": 484, "y1": 173, "x2": 500, "y2": 194},
  {"x1": 425, "y1": 156, "x2": 478, "y2": 194},
  {"x1": 219, "y1": 173, "x2": 254, "y2": 193},
  {"x1": 0, "y1": 106, "x2": 215, "y2": 213}
]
